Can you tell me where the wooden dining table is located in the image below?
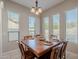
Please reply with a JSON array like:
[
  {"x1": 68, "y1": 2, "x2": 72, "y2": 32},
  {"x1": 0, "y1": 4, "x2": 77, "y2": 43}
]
[{"x1": 22, "y1": 39, "x2": 60, "y2": 59}]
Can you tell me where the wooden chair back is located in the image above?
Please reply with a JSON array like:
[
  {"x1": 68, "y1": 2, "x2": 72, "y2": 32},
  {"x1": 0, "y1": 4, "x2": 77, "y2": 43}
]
[
  {"x1": 24, "y1": 35, "x2": 32, "y2": 40},
  {"x1": 17, "y1": 41, "x2": 35, "y2": 59},
  {"x1": 35, "y1": 34, "x2": 41, "y2": 37},
  {"x1": 17, "y1": 41, "x2": 26, "y2": 59},
  {"x1": 35, "y1": 34, "x2": 43, "y2": 39},
  {"x1": 50, "y1": 34, "x2": 59, "y2": 42},
  {"x1": 50, "y1": 41, "x2": 68, "y2": 59},
  {"x1": 50, "y1": 43, "x2": 63, "y2": 59},
  {"x1": 50, "y1": 35, "x2": 58, "y2": 39},
  {"x1": 60, "y1": 41, "x2": 68, "y2": 59}
]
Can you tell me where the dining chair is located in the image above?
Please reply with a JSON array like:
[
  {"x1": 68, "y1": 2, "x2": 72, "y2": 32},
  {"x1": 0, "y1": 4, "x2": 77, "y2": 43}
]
[
  {"x1": 17, "y1": 41, "x2": 35, "y2": 59},
  {"x1": 50, "y1": 34, "x2": 58, "y2": 38},
  {"x1": 50, "y1": 43, "x2": 63, "y2": 59},
  {"x1": 35, "y1": 34, "x2": 41, "y2": 38},
  {"x1": 35, "y1": 34, "x2": 41, "y2": 36},
  {"x1": 59, "y1": 41, "x2": 68, "y2": 59},
  {"x1": 24, "y1": 35, "x2": 33, "y2": 40},
  {"x1": 50, "y1": 34, "x2": 59, "y2": 42},
  {"x1": 23, "y1": 35, "x2": 33, "y2": 51},
  {"x1": 35, "y1": 34, "x2": 44, "y2": 40},
  {"x1": 50, "y1": 41, "x2": 68, "y2": 59}
]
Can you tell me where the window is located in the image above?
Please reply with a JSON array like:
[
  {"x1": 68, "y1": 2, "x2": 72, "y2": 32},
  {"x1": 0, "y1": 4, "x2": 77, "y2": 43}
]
[
  {"x1": 43, "y1": 17, "x2": 49, "y2": 40},
  {"x1": 52, "y1": 14, "x2": 60, "y2": 39},
  {"x1": 8, "y1": 11, "x2": 20, "y2": 41},
  {"x1": 29, "y1": 16, "x2": 36, "y2": 35},
  {"x1": 66, "y1": 8, "x2": 77, "y2": 43}
]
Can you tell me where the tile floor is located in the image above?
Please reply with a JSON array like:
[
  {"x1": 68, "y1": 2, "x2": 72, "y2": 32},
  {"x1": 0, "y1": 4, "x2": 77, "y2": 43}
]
[{"x1": 0, "y1": 48, "x2": 78, "y2": 59}]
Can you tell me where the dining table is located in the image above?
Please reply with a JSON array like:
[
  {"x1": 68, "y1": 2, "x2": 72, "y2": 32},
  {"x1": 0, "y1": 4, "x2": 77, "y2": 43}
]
[{"x1": 22, "y1": 39, "x2": 61, "y2": 59}]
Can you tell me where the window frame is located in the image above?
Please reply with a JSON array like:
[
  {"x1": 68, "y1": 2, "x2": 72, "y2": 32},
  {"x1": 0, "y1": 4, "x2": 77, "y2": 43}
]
[
  {"x1": 28, "y1": 16, "x2": 36, "y2": 35},
  {"x1": 7, "y1": 10, "x2": 20, "y2": 42},
  {"x1": 43, "y1": 16, "x2": 49, "y2": 40},
  {"x1": 65, "y1": 8, "x2": 78, "y2": 43},
  {"x1": 52, "y1": 13, "x2": 60, "y2": 39}
]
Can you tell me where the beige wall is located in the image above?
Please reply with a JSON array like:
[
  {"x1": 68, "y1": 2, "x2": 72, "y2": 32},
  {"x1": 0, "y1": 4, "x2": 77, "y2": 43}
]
[
  {"x1": 41, "y1": 0, "x2": 78, "y2": 55},
  {"x1": 2, "y1": 0, "x2": 40, "y2": 53},
  {"x1": 0, "y1": 0, "x2": 3, "y2": 55}
]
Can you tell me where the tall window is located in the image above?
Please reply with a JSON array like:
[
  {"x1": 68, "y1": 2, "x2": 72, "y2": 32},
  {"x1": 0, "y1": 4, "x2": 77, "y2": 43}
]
[
  {"x1": 29, "y1": 16, "x2": 36, "y2": 35},
  {"x1": 43, "y1": 17, "x2": 49, "y2": 40},
  {"x1": 52, "y1": 14, "x2": 60, "y2": 39},
  {"x1": 8, "y1": 11, "x2": 20, "y2": 41},
  {"x1": 66, "y1": 8, "x2": 77, "y2": 43}
]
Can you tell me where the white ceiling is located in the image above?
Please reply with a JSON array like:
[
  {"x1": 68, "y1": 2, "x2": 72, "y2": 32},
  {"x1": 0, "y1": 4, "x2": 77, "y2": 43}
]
[{"x1": 10, "y1": 0, "x2": 64, "y2": 11}]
